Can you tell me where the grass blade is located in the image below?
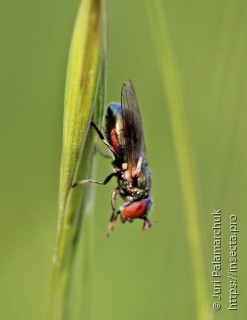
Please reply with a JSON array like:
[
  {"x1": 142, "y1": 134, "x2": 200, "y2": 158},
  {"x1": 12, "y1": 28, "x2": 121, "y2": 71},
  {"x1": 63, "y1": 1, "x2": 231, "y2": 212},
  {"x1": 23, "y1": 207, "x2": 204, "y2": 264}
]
[
  {"x1": 48, "y1": 0, "x2": 107, "y2": 319},
  {"x1": 147, "y1": 1, "x2": 208, "y2": 319}
]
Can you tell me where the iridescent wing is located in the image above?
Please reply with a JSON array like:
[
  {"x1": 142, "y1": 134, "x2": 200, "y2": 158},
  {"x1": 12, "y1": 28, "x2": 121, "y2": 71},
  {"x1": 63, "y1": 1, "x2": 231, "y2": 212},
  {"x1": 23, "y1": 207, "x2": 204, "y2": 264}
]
[{"x1": 121, "y1": 80, "x2": 145, "y2": 175}]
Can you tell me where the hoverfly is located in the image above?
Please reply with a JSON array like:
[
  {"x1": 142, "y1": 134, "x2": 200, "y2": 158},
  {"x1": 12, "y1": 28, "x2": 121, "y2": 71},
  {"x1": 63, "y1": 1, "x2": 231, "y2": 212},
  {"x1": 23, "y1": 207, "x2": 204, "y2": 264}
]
[{"x1": 72, "y1": 80, "x2": 153, "y2": 237}]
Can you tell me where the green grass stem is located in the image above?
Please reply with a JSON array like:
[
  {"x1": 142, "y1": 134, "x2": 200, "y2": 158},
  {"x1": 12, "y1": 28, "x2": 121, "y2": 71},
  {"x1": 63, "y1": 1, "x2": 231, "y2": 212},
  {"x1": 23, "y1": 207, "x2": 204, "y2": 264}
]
[{"x1": 48, "y1": 0, "x2": 107, "y2": 319}]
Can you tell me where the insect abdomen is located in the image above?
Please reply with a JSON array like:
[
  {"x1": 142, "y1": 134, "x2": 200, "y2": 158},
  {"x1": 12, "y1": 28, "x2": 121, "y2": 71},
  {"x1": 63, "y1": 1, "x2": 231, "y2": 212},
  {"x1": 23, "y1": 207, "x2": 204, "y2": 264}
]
[{"x1": 105, "y1": 103, "x2": 125, "y2": 158}]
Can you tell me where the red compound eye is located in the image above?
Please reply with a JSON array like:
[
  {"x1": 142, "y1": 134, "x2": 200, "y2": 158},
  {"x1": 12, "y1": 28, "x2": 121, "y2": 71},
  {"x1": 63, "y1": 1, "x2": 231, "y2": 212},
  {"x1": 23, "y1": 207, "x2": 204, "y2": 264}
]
[{"x1": 122, "y1": 199, "x2": 149, "y2": 219}]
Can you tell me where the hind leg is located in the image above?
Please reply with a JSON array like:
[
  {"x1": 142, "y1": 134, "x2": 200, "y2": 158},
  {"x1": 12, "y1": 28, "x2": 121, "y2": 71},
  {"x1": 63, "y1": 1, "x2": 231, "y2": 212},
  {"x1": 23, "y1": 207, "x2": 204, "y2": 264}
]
[{"x1": 90, "y1": 122, "x2": 119, "y2": 159}]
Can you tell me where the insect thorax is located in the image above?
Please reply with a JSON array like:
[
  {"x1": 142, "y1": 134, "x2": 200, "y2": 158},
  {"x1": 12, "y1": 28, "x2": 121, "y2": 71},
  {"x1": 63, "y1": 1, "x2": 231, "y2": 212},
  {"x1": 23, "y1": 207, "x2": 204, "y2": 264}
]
[{"x1": 117, "y1": 163, "x2": 152, "y2": 201}]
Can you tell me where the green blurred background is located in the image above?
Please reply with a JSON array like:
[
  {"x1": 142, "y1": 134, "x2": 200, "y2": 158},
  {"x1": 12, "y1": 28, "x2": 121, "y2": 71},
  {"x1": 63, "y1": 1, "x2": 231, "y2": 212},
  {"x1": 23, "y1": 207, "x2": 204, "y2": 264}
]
[{"x1": 0, "y1": 0, "x2": 246, "y2": 319}]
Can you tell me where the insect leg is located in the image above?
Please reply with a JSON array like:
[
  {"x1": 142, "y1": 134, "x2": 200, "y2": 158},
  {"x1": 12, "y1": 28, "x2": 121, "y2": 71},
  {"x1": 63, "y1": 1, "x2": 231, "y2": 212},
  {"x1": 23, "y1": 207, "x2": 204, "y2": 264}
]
[
  {"x1": 142, "y1": 217, "x2": 152, "y2": 231},
  {"x1": 72, "y1": 172, "x2": 116, "y2": 188},
  {"x1": 106, "y1": 188, "x2": 120, "y2": 238},
  {"x1": 120, "y1": 214, "x2": 128, "y2": 224},
  {"x1": 90, "y1": 121, "x2": 119, "y2": 158}
]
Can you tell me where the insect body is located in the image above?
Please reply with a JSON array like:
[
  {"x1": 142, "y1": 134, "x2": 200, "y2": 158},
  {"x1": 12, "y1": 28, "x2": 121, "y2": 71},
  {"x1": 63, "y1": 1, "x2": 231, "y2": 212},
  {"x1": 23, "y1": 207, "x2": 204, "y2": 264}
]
[{"x1": 73, "y1": 80, "x2": 153, "y2": 237}]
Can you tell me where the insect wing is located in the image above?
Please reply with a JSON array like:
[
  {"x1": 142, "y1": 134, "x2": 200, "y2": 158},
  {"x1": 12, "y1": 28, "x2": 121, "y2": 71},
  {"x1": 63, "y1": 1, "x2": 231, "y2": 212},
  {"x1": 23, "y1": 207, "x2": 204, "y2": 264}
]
[{"x1": 121, "y1": 80, "x2": 145, "y2": 172}]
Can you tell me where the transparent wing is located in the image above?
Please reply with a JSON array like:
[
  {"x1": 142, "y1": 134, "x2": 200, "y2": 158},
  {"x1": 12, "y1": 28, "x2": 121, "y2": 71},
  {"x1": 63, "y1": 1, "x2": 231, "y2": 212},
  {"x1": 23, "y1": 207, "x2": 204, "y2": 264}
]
[{"x1": 121, "y1": 80, "x2": 145, "y2": 173}]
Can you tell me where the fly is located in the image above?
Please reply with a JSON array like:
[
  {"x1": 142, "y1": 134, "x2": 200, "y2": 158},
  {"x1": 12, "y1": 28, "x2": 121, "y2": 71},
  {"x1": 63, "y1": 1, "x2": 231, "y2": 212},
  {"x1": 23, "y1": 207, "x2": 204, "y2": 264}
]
[{"x1": 72, "y1": 80, "x2": 153, "y2": 237}]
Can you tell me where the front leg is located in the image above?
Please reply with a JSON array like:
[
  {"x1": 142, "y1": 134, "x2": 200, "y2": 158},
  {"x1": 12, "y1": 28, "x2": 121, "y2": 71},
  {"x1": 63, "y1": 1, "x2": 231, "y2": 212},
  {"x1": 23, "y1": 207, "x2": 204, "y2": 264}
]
[
  {"x1": 106, "y1": 188, "x2": 120, "y2": 238},
  {"x1": 142, "y1": 217, "x2": 152, "y2": 231}
]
